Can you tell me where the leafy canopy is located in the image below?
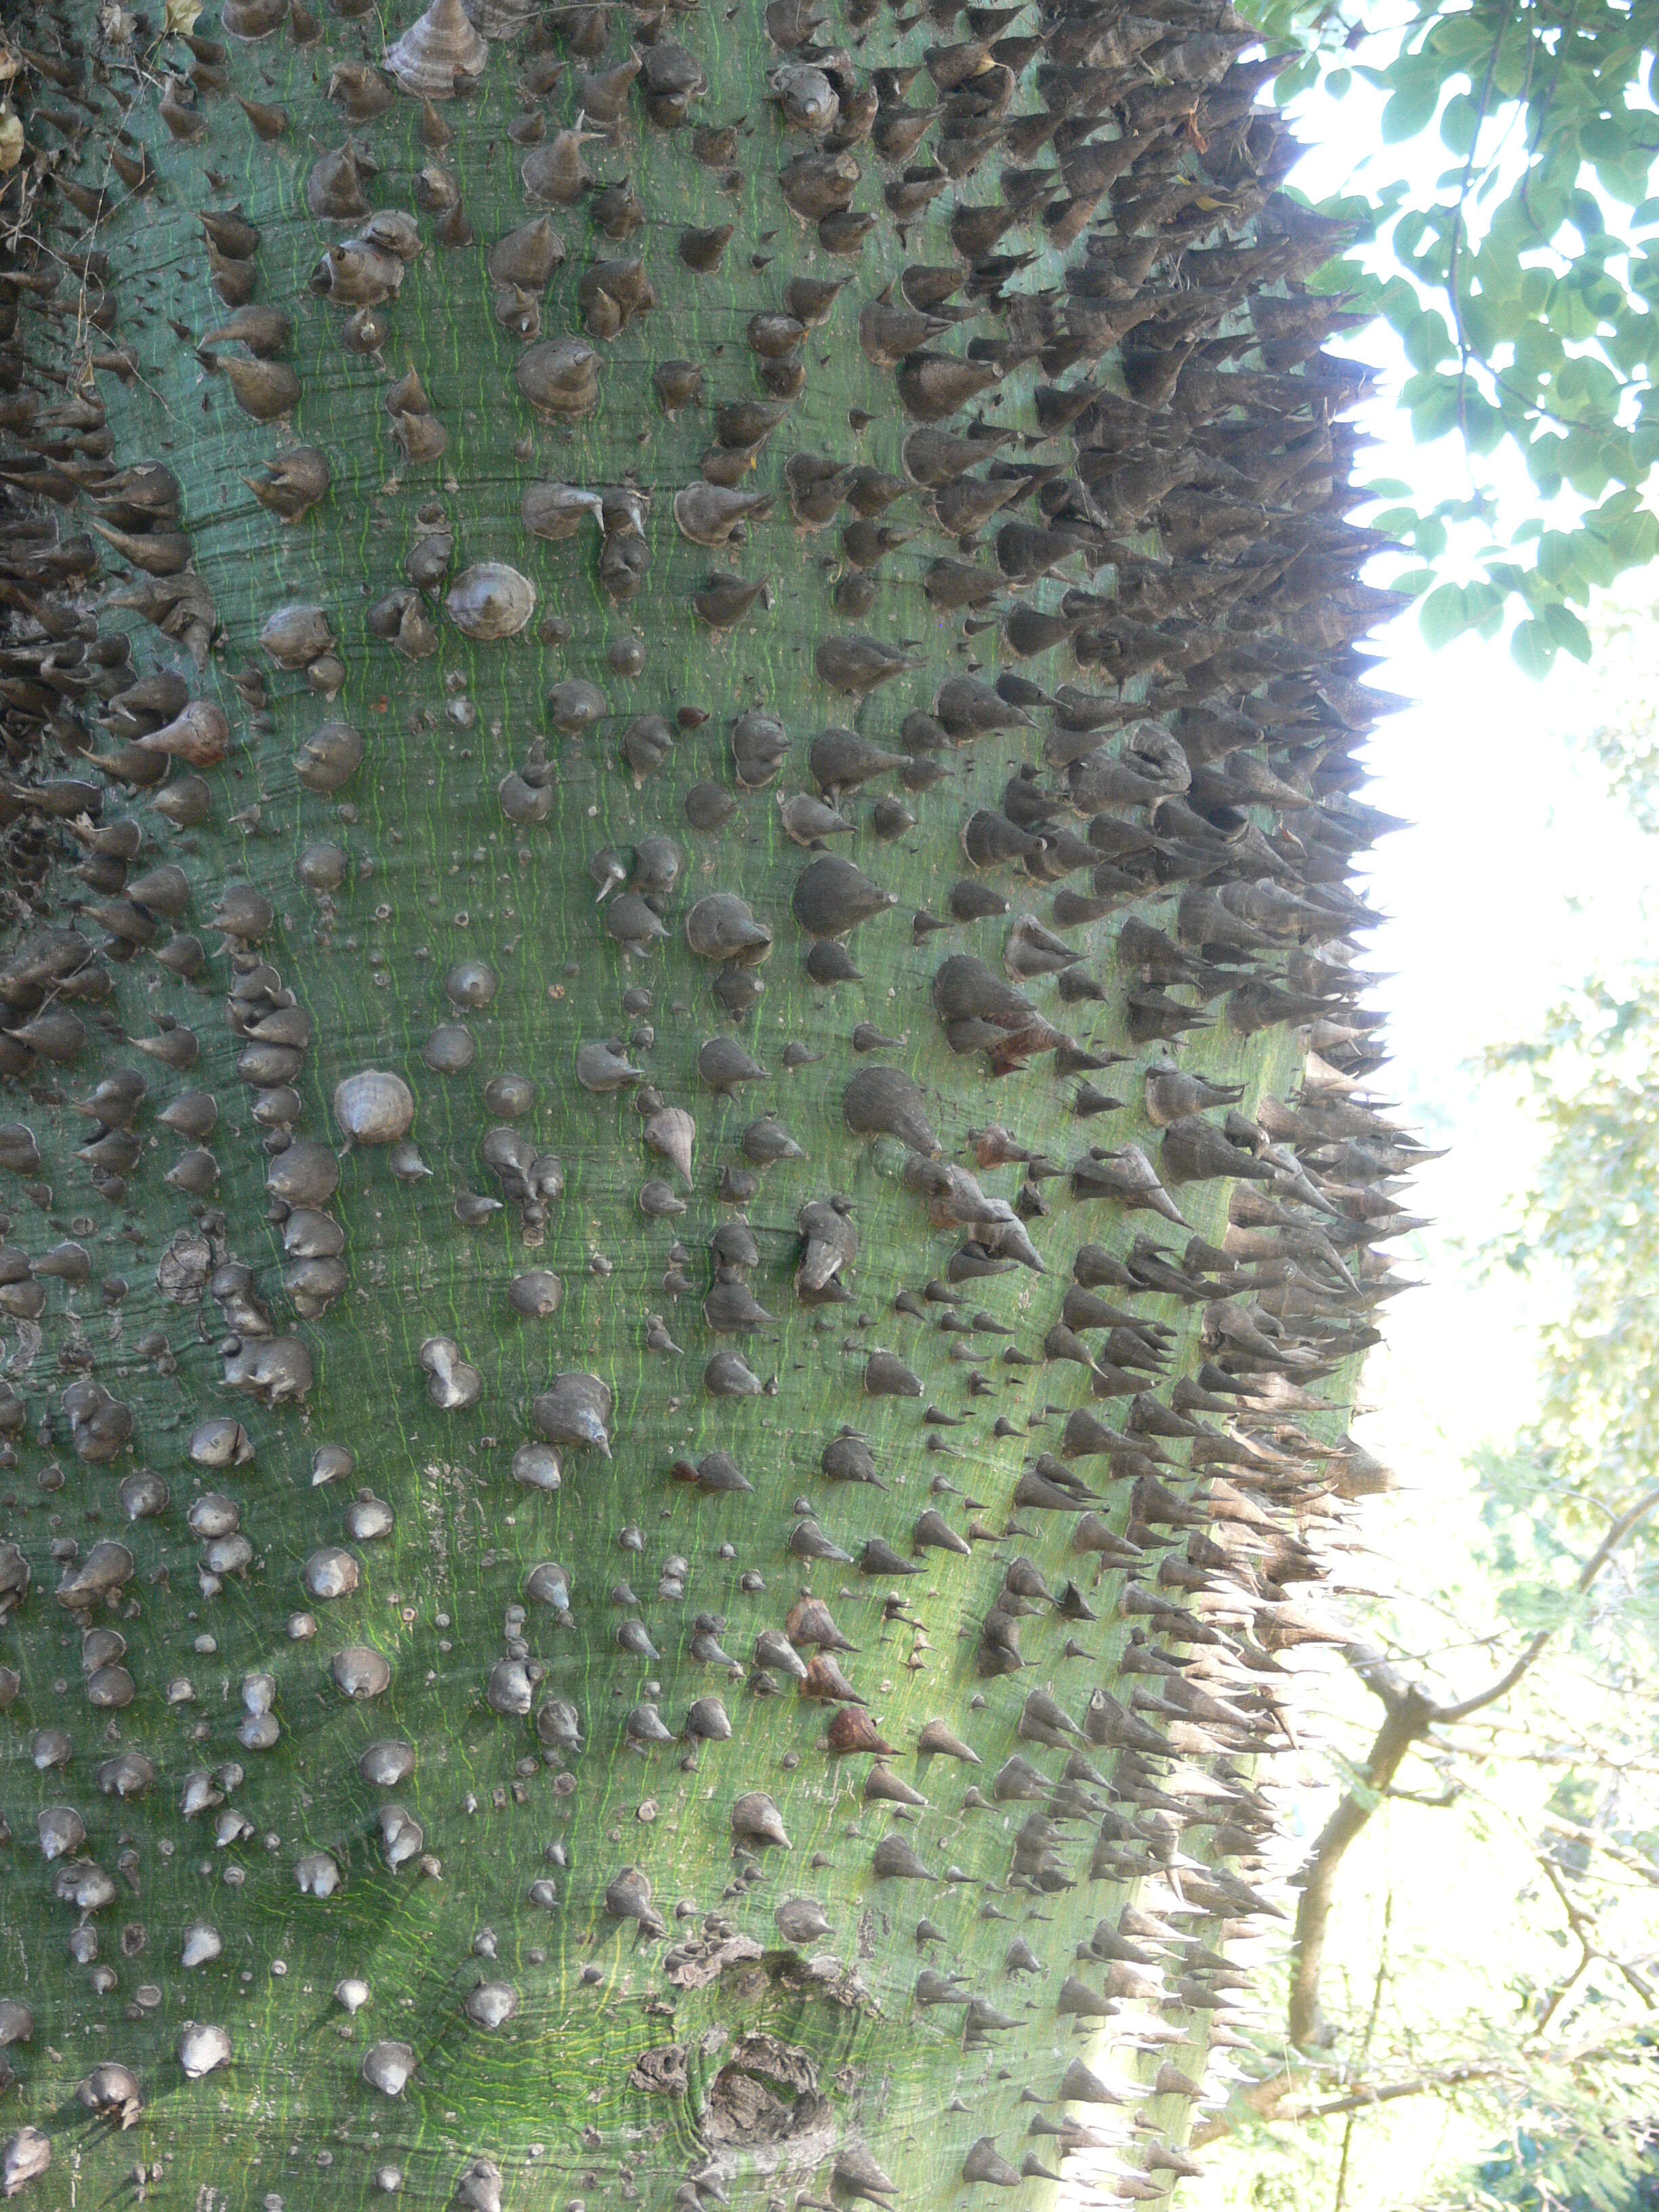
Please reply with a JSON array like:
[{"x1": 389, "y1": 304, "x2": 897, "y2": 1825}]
[{"x1": 1245, "y1": 0, "x2": 1659, "y2": 676}]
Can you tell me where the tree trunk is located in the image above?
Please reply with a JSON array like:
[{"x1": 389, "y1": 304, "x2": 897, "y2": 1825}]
[{"x1": 0, "y1": 3, "x2": 1396, "y2": 2207}]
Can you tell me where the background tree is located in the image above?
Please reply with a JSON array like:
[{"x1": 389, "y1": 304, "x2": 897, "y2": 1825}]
[
  {"x1": 1189, "y1": 597, "x2": 1659, "y2": 2209},
  {"x1": 1242, "y1": 0, "x2": 1659, "y2": 676}
]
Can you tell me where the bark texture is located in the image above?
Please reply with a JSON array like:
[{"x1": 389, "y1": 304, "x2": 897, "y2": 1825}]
[{"x1": 0, "y1": 0, "x2": 1405, "y2": 2207}]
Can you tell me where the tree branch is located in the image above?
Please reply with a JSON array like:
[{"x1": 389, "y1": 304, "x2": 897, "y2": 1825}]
[
  {"x1": 1536, "y1": 1854, "x2": 1659, "y2": 2024},
  {"x1": 1436, "y1": 1484, "x2": 1659, "y2": 1722},
  {"x1": 1294, "y1": 2061, "x2": 1511, "y2": 2122},
  {"x1": 1285, "y1": 1486, "x2": 1659, "y2": 2051},
  {"x1": 1192, "y1": 2036, "x2": 1639, "y2": 2148},
  {"x1": 1288, "y1": 1689, "x2": 1433, "y2": 2047},
  {"x1": 1534, "y1": 1858, "x2": 1596, "y2": 2036},
  {"x1": 1189, "y1": 2060, "x2": 1511, "y2": 2146}
]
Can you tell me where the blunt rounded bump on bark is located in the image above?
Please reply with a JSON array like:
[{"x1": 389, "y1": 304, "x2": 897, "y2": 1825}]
[
  {"x1": 2, "y1": 2129, "x2": 52, "y2": 2195},
  {"x1": 177, "y1": 2023, "x2": 232, "y2": 2081},
  {"x1": 361, "y1": 2040, "x2": 417, "y2": 2097},
  {"x1": 180, "y1": 1921, "x2": 224, "y2": 1968},
  {"x1": 446, "y1": 562, "x2": 537, "y2": 640},
  {"x1": 304, "y1": 1546, "x2": 361, "y2": 1601},
  {"x1": 359, "y1": 1740, "x2": 416, "y2": 1788},
  {"x1": 420, "y1": 1336, "x2": 483, "y2": 1410},
  {"x1": 731, "y1": 708, "x2": 789, "y2": 790},
  {"x1": 333, "y1": 1645, "x2": 392, "y2": 1699},
  {"x1": 333, "y1": 1069, "x2": 415, "y2": 1143}
]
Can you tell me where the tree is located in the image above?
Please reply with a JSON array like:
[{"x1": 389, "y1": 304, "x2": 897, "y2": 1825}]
[
  {"x1": 0, "y1": 1, "x2": 1404, "y2": 2207},
  {"x1": 1243, "y1": 0, "x2": 1659, "y2": 677},
  {"x1": 1188, "y1": 594, "x2": 1659, "y2": 2208},
  {"x1": 1191, "y1": 1483, "x2": 1659, "y2": 2204},
  {"x1": 1473, "y1": 2089, "x2": 1659, "y2": 2212}
]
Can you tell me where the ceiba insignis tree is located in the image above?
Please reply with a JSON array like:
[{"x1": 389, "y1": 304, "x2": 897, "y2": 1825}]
[{"x1": 0, "y1": 0, "x2": 1413, "y2": 2204}]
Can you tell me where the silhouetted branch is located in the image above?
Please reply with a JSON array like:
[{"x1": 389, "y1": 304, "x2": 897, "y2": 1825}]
[{"x1": 1286, "y1": 1486, "x2": 1659, "y2": 2050}]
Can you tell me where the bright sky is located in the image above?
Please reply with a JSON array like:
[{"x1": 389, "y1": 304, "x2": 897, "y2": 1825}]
[{"x1": 1280, "y1": 70, "x2": 1658, "y2": 1539}]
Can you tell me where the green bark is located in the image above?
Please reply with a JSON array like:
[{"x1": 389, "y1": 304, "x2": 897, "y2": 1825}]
[{"x1": 0, "y1": 1, "x2": 1399, "y2": 2208}]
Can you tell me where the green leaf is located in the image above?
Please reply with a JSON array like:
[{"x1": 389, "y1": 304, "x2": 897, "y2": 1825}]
[
  {"x1": 1458, "y1": 289, "x2": 1502, "y2": 353},
  {"x1": 1555, "y1": 429, "x2": 1612, "y2": 498},
  {"x1": 1380, "y1": 76, "x2": 1442, "y2": 143},
  {"x1": 1605, "y1": 508, "x2": 1659, "y2": 564},
  {"x1": 1439, "y1": 89, "x2": 1480, "y2": 156},
  {"x1": 1374, "y1": 274, "x2": 1422, "y2": 325},
  {"x1": 1604, "y1": 316, "x2": 1656, "y2": 377},
  {"x1": 1272, "y1": 52, "x2": 1319, "y2": 101},
  {"x1": 1553, "y1": 356, "x2": 1622, "y2": 420},
  {"x1": 1592, "y1": 156, "x2": 1657, "y2": 208},
  {"x1": 1419, "y1": 581, "x2": 1469, "y2": 647},
  {"x1": 1390, "y1": 208, "x2": 1431, "y2": 266},
  {"x1": 1410, "y1": 375, "x2": 1465, "y2": 443},
  {"x1": 1513, "y1": 319, "x2": 1565, "y2": 378},
  {"x1": 1460, "y1": 390, "x2": 1506, "y2": 455},
  {"x1": 1403, "y1": 308, "x2": 1454, "y2": 371},
  {"x1": 1428, "y1": 14, "x2": 1498, "y2": 62},
  {"x1": 1511, "y1": 618, "x2": 1556, "y2": 678},
  {"x1": 1547, "y1": 279, "x2": 1607, "y2": 341},
  {"x1": 1541, "y1": 602, "x2": 1593, "y2": 661},
  {"x1": 1570, "y1": 529, "x2": 1620, "y2": 587},
  {"x1": 1536, "y1": 530, "x2": 1578, "y2": 587},
  {"x1": 1198, "y1": 7, "x2": 1659, "y2": 699}
]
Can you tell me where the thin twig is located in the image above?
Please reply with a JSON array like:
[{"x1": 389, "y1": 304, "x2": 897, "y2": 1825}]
[
  {"x1": 1443, "y1": 0, "x2": 1513, "y2": 460},
  {"x1": 1334, "y1": 1894, "x2": 1393, "y2": 2212},
  {"x1": 1534, "y1": 1858, "x2": 1597, "y2": 2036},
  {"x1": 1437, "y1": 1484, "x2": 1659, "y2": 1721}
]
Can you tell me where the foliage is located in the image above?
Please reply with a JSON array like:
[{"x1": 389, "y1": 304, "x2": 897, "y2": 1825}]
[
  {"x1": 1471, "y1": 2081, "x2": 1659, "y2": 2212},
  {"x1": 1477, "y1": 593, "x2": 1659, "y2": 1557},
  {"x1": 1479, "y1": 974, "x2": 1659, "y2": 1549},
  {"x1": 1240, "y1": 0, "x2": 1659, "y2": 676}
]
